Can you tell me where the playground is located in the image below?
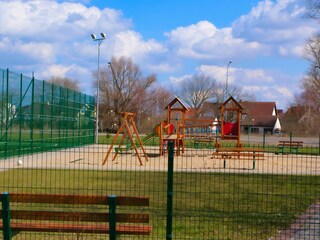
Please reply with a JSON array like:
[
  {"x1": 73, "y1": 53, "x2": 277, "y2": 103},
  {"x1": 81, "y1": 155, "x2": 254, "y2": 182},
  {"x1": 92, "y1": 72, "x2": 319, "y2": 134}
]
[
  {"x1": 1, "y1": 69, "x2": 320, "y2": 239},
  {"x1": 102, "y1": 97, "x2": 246, "y2": 165}
]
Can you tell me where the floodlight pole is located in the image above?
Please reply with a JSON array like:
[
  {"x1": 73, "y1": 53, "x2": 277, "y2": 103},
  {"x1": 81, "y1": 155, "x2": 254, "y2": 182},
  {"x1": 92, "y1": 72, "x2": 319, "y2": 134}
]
[{"x1": 91, "y1": 33, "x2": 106, "y2": 144}]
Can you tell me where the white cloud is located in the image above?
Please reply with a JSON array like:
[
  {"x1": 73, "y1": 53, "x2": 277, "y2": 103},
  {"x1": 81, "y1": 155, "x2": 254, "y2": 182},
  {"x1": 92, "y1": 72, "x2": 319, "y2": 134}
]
[
  {"x1": 199, "y1": 65, "x2": 275, "y2": 87},
  {"x1": 0, "y1": 0, "x2": 170, "y2": 90},
  {"x1": 235, "y1": 68, "x2": 274, "y2": 84},
  {"x1": 197, "y1": 64, "x2": 297, "y2": 109},
  {"x1": 232, "y1": 0, "x2": 318, "y2": 57},
  {"x1": 38, "y1": 63, "x2": 92, "y2": 92},
  {"x1": 166, "y1": 21, "x2": 265, "y2": 61},
  {"x1": 41, "y1": 64, "x2": 72, "y2": 78},
  {"x1": 0, "y1": 37, "x2": 54, "y2": 65},
  {"x1": 161, "y1": 75, "x2": 192, "y2": 92},
  {"x1": 0, "y1": 0, "x2": 141, "y2": 94},
  {"x1": 0, "y1": 1, "x2": 131, "y2": 40},
  {"x1": 198, "y1": 65, "x2": 233, "y2": 85},
  {"x1": 111, "y1": 30, "x2": 167, "y2": 61}
]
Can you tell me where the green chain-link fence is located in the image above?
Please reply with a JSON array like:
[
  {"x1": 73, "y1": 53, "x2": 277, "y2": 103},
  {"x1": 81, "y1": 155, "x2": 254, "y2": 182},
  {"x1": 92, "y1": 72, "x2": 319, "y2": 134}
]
[{"x1": 0, "y1": 68, "x2": 95, "y2": 159}]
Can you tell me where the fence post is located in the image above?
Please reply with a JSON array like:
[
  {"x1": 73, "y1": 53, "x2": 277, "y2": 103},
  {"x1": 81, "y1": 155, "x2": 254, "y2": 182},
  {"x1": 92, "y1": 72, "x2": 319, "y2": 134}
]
[
  {"x1": 289, "y1": 131, "x2": 293, "y2": 154},
  {"x1": 108, "y1": 195, "x2": 117, "y2": 240},
  {"x1": 30, "y1": 76, "x2": 34, "y2": 154},
  {"x1": 5, "y1": 69, "x2": 9, "y2": 158},
  {"x1": 166, "y1": 141, "x2": 174, "y2": 240},
  {"x1": 1, "y1": 192, "x2": 12, "y2": 240},
  {"x1": 18, "y1": 74, "x2": 22, "y2": 156}
]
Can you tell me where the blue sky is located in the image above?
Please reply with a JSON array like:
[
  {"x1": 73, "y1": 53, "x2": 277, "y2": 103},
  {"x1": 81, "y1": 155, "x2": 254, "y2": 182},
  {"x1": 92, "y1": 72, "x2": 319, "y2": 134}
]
[{"x1": 0, "y1": 0, "x2": 318, "y2": 109}]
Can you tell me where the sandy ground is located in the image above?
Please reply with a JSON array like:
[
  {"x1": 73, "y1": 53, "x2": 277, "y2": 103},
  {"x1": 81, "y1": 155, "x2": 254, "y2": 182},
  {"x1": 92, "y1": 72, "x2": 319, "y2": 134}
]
[{"x1": 0, "y1": 144, "x2": 319, "y2": 175}]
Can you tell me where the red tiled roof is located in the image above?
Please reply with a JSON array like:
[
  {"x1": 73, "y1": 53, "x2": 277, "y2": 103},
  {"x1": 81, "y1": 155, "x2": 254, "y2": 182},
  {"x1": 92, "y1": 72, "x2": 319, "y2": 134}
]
[
  {"x1": 240, "y1": 102, "x2": 276, "y2": 116},
  {"x1": 240, "y1": 101, "x2": 278, "y2": 128}
]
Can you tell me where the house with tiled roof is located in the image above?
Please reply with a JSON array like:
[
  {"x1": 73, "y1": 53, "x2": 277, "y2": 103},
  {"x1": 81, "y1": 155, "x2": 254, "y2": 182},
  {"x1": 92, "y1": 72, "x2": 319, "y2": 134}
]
[{"x1": 240, "y1": 101, "x2": 282, "y2": 134}]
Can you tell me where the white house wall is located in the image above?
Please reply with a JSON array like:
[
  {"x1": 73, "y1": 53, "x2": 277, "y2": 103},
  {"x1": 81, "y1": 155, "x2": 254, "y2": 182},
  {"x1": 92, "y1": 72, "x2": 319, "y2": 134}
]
[
  {"x1": 273, "y1": 118, "x2": 282, "y2": 132},
  {"x1": 272, "y1": 107, "x2": 276, "y2": 116}
]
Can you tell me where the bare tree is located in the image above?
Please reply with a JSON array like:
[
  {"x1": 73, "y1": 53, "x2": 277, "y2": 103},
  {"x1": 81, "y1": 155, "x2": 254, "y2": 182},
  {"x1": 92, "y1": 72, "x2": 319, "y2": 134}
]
[
  {"x1": 47, "y1": 76, "x2": 80, "y2": 91},
  {"x1": 178, "y1": 74, "x2": 217, "y2": 118},
  {"x1": 290, "y1": 33, "x2": 320, "y2": 135},
  {"x1": 285, "y1": 1, "x2": 320, "y2": 136},
  {"x1": 214, "y1": 82, "x2": 256, "y2": 103},
  {"x1": 97, "y1": 56, "x2": 157, "y2": 132},
  {"x1": 305, "y1": 0, "x2": 320, "y2": 20},
  {"x1": 303, "y1": 34, "x2": 320, "y2": 111},
  {"x1": 136, "y1": 86, "x2": 173, "y2": 132}
]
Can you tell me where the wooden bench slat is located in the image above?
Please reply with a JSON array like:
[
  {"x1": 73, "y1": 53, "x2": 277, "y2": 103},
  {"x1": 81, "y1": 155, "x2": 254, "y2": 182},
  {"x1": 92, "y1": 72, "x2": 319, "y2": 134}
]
[
  {"x1": 8, "y1": 194, "x2": 107, "y2": 204},
  {"x1": 277, "y1": 141, "x2": 303, "y2": 154},
  {"x1": 0, "y1": 193, "x2": 152, "y2": 237},
  {"x1": 212, "y1": 157, "x2": 264, "y2": 161},
  {"x1": 0, "y1": 211, "x2": 149, "y2": 223},
  {"x1": 278, "y1": 141, "x2": 303, "y2": 146},
  {"x1": 278, "y1": 143, "x2": 302, "y2": 147},
  {"x1": 212, "y1": 152, "x2": 264, "y2": 158},
  {"x1": 0, "y1": 222, "x2": 152, "y2": 235},
  {"x1": 212, "y1": 157, "x2": 264, "y2": 160},
  {"x1": 5, "y1": 194, "x2": 149, "y2": 206},
  {"x1": 211, "y1": 149, "x2": 265, "y2": 169},
  {"x1": 116, "y1": 196, "x2": 149, "y2": 206},
  {"x1": 216, "y1": 148, "x2": 264, "y2": 152}
]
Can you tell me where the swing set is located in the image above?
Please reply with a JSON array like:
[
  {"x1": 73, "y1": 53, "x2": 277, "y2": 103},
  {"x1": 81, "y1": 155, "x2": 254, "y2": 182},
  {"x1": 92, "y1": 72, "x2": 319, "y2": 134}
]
[{"x1": 102, "y1": 112, "x2": 149, "y2": 166}]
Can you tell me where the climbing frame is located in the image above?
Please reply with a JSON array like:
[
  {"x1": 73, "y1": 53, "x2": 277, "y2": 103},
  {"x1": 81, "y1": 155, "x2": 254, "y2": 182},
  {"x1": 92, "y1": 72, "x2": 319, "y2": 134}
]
[{"x1": 220, "y1": 96, "x2": 243, "y2": 147}]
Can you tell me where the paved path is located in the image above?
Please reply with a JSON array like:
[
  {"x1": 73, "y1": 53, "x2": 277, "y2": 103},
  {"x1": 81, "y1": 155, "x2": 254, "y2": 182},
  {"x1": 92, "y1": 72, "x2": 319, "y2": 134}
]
[{"x1": 273, "y1": 203, "x2": 320, "y2": 239}]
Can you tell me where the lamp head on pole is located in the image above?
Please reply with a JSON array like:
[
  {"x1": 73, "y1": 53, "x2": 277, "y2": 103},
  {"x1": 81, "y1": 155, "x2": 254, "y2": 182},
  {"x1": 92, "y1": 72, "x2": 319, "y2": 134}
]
[{"x1": 91, "y1": 33, "x2": 106, "y2": 41}]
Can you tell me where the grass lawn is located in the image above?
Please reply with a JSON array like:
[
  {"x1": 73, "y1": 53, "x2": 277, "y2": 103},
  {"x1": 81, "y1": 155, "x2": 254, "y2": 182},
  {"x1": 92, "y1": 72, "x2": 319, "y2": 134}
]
[{"x1": 0, "y1": 169, "x2": 319, "y2": 239}]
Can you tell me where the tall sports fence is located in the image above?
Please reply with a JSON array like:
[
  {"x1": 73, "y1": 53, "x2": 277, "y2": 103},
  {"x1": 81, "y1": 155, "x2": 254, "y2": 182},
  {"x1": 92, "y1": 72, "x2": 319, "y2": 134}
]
[
  {"x1": 0, "y1": 133, "x2": 319, "y2": 239},
  {"x1": 0, "y1": 68, "x2": 95, "y2": 159}
]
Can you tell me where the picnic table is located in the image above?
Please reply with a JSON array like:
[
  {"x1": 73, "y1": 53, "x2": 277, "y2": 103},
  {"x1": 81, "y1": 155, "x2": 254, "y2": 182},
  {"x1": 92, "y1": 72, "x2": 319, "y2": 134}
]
[{"x1": 211, "y1": 148, "x2": 265, "y2": 169}]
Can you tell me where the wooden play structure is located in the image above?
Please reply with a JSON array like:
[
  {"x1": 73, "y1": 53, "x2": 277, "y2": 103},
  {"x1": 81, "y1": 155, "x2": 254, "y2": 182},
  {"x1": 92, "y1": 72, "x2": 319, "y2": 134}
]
[
  {"x1": 103, "y1": 112, "x2": 148, "y2": 166},
  {"x1": 219, "y1": 96, "x2": 243, "y2": 147},
  {"x1": 210, "y1": 97, "x2": 268, "y2": 170},
  {"x1": 159, "y1": 97, "x2": 188, "y2": 156},
  {"x1": 158, "y1": 96, "x2": 244, "y2": 155},
  {"x1": 158, "y1": 97, "x2": 221, "y2": 155}
]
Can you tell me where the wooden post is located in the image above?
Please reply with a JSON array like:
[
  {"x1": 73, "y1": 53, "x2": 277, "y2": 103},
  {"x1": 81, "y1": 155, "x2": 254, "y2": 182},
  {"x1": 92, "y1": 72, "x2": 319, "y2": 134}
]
[
  {"x1": 166, "y1": 142, "x2": 174, "y2": 240},
  {"x1": 237, "y1": 110, "x2": 241, "y2": 146},
  {"x1": 108, "y1": 195, "x2": 116, "y2": 240},
  {"x1": 1, "y1": 192, "x2": 12, "y2": 240}
]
